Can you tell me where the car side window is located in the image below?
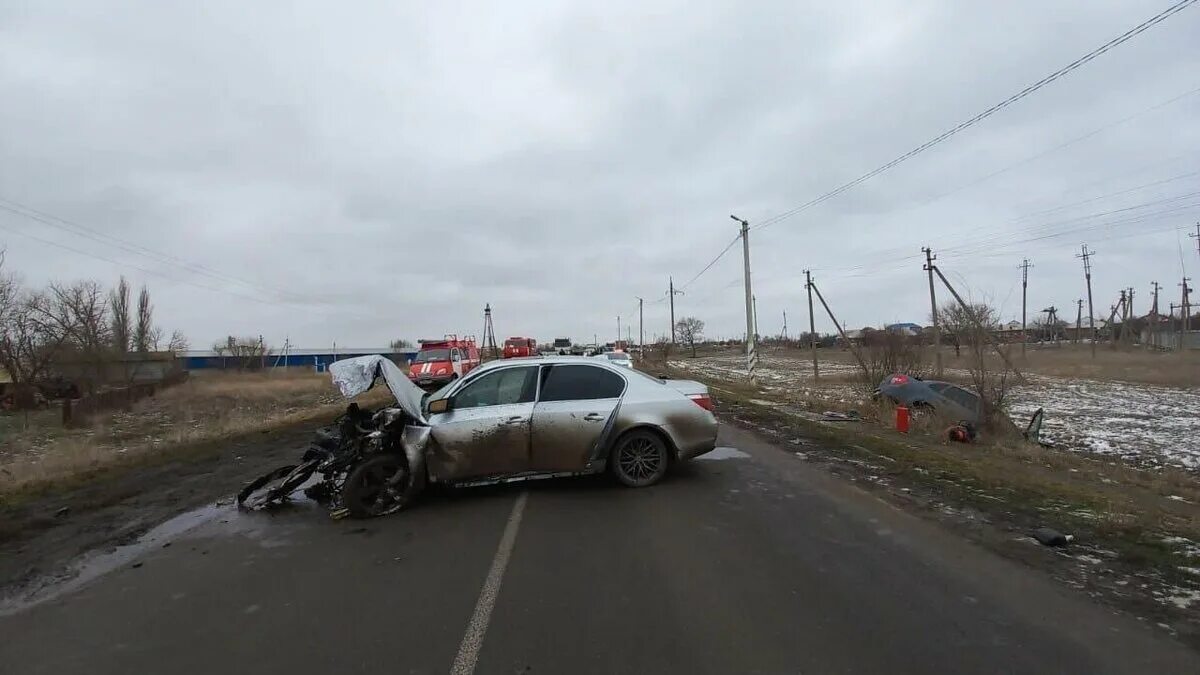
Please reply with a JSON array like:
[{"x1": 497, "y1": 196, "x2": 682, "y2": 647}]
[
  {"x1": 539, "y1": 364, "x2": 625, "y2": 402},
  {"x1": 451, "y1": 349, "x2": 462, "y2": 362},
  {"x1": 454, "y1": 367, "x2": 537, "y2": 409},
  {"x1": 944, "y1": 386, "x2": 979, "y2": 411}
]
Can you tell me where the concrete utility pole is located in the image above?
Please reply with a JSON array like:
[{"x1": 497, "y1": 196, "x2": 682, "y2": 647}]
[
  {"x1": 732, "y1": 214, "x2": 756, "y2": 384},
  {"x1": 1170, "y1": 302, "x2": 1181, "y2": 350},
  {"x1": 752, "y1": 295, "x2": 759, "y2": 342},
  {"x1": 617, "y1": 316, "x2": 621, "y2": 346},
  {"x1": 1151, "y1": 281, "x2": 1161, "y2": 349},
  {"x1": 637, "y1": 297, "x2": 644, "y2": 352},
  {"x1": 1183, "y1": 277, "x2": 1193, "y2": 350},
  {"x1": 1075, "y1": 299, "x2": 1084, "y2": 345},
  {"x1": 1126, "y1": 287, "x2": 1136, "y2": 345},
  {"x1": 668, "y1": 277, "x2": 684, "y2": 345},
  {"x1": 923, "y1": 247, "x2": 942, "y2": 376},
  {"x1": 805, "y1": 269, "x2": 819, "y2": 380},
  {"x1": 1018, "y1": 258, "x2": 1032, "y2": 357},
  {"x1": 1112, "y1": 290, "x2": 1126, "y2": 346},
  {"x1": 1077, "y1": 244, "x2": 1097, "y2": 358},
  {"x1": 782, "y1": 310, "x2": 788, "y2": 341},
  {"x1": 1191, "y1": 222, "x2": 1200, "y2": 258}
]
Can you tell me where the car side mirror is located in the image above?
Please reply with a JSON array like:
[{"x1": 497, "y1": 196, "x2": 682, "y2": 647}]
[{"x1": 428, "y1": 398, "x2": 450, "y2": 414}]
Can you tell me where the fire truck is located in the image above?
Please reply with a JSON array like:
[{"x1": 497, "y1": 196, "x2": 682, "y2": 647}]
[
  {"x1": 408, "y1": 336, "x2": 480, "y2": 388},
  {"x1": 502, "y1": 336, "x2": 537, "y2": 358}
]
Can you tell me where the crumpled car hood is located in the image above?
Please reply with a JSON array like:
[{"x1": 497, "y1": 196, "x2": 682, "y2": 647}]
[{"x1": 329, "y1": 355, "x2": 427, "y2": 425}]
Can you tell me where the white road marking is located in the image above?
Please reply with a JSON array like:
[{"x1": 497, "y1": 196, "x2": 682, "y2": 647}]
[{"x1": 450, "y1": 491, "x2": 528, "y2": 675}]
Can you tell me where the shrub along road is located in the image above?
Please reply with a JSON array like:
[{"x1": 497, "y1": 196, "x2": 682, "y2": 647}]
[{"x1": 1, "y1": 424, "x2": 1195, "y2": 674}]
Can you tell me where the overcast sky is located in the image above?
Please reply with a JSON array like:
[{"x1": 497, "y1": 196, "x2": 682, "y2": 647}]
[{"x1": 1, "y1": 1, "x2": 1198, "y2": 349}]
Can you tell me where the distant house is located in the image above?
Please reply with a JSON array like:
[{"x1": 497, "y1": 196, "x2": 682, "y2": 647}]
[{"x1": 885, "y1": 322, "x2": 923, "y2": 337}]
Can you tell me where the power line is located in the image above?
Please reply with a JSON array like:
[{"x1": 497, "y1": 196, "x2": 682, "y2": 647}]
[
  {"x1": 752, "y1": 0, "x2": 1198, "y2": 232},
  {"x1": 0, "y1": 197, "x2": 306, "y2": 302},
  {"x1": 676, "y1": 232, "x2": 741, "y2": 290}
]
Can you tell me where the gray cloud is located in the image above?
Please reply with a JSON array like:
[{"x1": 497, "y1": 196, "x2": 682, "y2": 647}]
[{"x1": 1, "y1": 1, "x2": 1197, "y2": 349}]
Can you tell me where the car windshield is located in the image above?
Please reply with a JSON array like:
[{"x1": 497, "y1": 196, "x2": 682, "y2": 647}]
[
  {"x1": 414, "y1": 349, "x2": 451, "y2": 363},
  {"x1": 553, "y1": 339, "x2": 571, "y2": 347}
]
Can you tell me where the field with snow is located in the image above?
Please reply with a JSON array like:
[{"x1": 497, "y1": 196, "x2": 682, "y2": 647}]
[{"x1": 669, "y1": 352, "x2": 1200, "y2": 470}]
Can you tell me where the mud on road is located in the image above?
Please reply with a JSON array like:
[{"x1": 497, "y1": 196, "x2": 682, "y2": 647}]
[{"x1": 0, "y1": 422, "x2": 319, "y2": 603}]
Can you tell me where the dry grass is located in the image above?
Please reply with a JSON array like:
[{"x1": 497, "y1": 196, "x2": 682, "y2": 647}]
[
  {"x1": 646, "y1": 351, "x2": 1200, "y2": 567},
  {"x1": 777, "y1": 342, "x2": 1199, "y2": 387},
  {"x1": 0, "y1": 372, "x2": 387, "y2": 497}
]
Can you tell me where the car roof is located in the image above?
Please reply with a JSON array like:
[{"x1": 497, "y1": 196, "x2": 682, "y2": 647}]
[{"x1": 473, "y1": 354, "x2": 623, "y2": 372}]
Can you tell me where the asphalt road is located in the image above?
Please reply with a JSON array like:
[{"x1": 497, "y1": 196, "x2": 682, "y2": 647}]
[{"x1": 2, "y1": 424, "x2": 1196, "y2": 674}]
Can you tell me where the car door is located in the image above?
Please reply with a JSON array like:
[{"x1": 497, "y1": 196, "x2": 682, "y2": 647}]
[
  {"x1": 426, "y1": 365, "x2": 539, "y2": 481},
  {"x1": 941, "y1": 385, "x2": 982, "y2": 422},
  {"x1": 530, "y1": 364, "x2": 626, "y2": 472}
]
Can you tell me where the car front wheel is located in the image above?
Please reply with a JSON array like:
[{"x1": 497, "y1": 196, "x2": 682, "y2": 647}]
[
  {"x1": 341, "y1": 454, "x2": 425, "y2": 518},
  {"x1": 610, "y1": 430, "x2": 670, "y2": 487}
]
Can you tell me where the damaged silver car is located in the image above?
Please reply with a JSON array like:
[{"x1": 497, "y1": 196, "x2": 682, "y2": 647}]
[{"x1": 239, "y1": 355, "x2": 718, "y2": 518}]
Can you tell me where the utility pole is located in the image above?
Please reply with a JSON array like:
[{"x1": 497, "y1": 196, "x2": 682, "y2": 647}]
[
  {"x1": 1170, "y1": 303, "x2": 1181, "y2": 350},
  {"x1": 1151, "y1": 281, "x2": 1161, "y2": 349},
  {"x1": 1112, "y1": 290, "x2": 1126, "y2": 346},
  {"x1": 1077, "y1": 244, "x2": 1097, "y2": 358},
  {"x1": 1191, "y1": 222, "x2": 1200, "y2": 258},
  {"x1": 617, "y1": 316, "x2": 621, "y2": 346},
  {"x1": 668, "y1": 277, "x2": 684, "y2": 345},
  {"x1": 1074, "y1": 299, "x2": 1083, "y2": 345},
  {"x1": 1126, "y1": 287, "x2": 1136, "y2": 345},
  {"x1": 752, "y1": 294, "x2": 759, "y2": 342},
  {"x1": 732, "y1": 214, "x2": 756, "y2": 383},
  {"x1": 1018, "y1": 258, "x2": 1032, "y2": 357},
  {"x1": 782, "y1": 310, "x2": 788, "y2": 341},
  {"x1": 805, "y1": 269, "x2": 819, "y2": 380},
  {"x1": 923, "y1": 247, "x2": 942, "y2": 376},
  {"x1": 637, "y1": 297, "x2": 644, "y2": 352},
  {"x1": 1183, "y1": 277, "x2": 1193, "y2": 351}
]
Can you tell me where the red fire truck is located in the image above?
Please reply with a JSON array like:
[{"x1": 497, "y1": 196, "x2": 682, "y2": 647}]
[
  {"x1": 502, "y1": 336, "x2": 537, "y2": 358},
  {"x1": 408, "y1": 336, "x2": 480, "y2": 388}
]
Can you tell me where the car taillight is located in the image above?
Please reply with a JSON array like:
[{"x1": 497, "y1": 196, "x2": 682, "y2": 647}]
[
  {"x1": 889, "y1": 374, "x2": 909, "y2": 385},
  {"x1": 688, "y1": 393, "x2": 714, "y2": 411}
]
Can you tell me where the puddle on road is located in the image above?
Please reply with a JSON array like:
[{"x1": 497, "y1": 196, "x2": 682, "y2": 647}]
[
  {"x1": 0, "y1": 494, "x2": 315, "y2": 616},
  {"x1": 698, "y1": 446, "x2": 751, "y2": 461}
]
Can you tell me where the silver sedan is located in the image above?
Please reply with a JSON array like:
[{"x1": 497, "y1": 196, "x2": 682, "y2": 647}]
[
  {"x1": 332, "y1": 354, "x2": 718, "y2": 497},
  {"x1": 422, "y1": 356, "x2": 717, "y2": 487}
]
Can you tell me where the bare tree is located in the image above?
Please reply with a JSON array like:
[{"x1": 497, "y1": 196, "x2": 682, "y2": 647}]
[
  {"x1": 674, "y1": 317, "x2": 704, "y2": 357},
  {"x1": 858, "y1": 330, "x2": 927, "y2": 390},
  {"x1": 167, "y1": 329, "x2": 189, "y2": 355},
  {"x1": 390, "y1": 338, "x2": 414, "y2": 349},
  {"x1": 33, "y1": 281, "x2": 112, "y2": 394},
  {"x1": 940, "y1": 301, "x2": 1013, "y2": 431},
  {"x1": 0, "y1": 257, "x2": 69, "y2": 404},
  {"x1": 133, "y1": 284, "x2": 153, "y2": 352},
  {"x1": 936, "y1": 301, "x2": 993, "y2": 358},
  {"x1": 213, "y1": 335, "x2": 271, "y2": 371},
  {"x1": 109, "y1": 276, "x2": 131, "y2": 353}
]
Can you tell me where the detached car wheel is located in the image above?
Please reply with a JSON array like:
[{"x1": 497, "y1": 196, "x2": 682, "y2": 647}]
[
  {"x1": 610, "y1": 430, "x2": 670, "y2": 488},
  {"x1": 341, "y1": 454, "x2": 425, "y2": 518}
]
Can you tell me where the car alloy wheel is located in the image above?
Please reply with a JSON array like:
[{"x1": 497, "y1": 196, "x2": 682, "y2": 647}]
[{"x1": 612, "y1": 431, "x2": 669, "y2": 487}]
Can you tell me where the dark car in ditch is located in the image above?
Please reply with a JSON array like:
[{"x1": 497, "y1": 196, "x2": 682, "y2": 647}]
[{"x1": 877, "y1": 373, "x2": 981, "y2": 424}]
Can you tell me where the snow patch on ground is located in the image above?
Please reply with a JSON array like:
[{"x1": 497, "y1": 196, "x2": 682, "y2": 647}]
[{"x1": 672, "y1": 355, "x2": 1200, "y2": 470}]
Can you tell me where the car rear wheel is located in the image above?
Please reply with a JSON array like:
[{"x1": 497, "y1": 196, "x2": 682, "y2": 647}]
[
  {"x1": 341, "y1": 454, "x2": 425, "y2": 518},
  {"x1": 610, "y1": 430, "x2": 670, "y2": 488}
]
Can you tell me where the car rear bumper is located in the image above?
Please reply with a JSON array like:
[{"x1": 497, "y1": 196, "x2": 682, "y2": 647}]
[{"x1": 675, "y1": 414, "x2": 719, "y2": 461}]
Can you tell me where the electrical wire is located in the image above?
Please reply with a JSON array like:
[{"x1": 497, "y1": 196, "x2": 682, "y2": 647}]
[
  {"x1": 752, "y1": 0, "x2": 1198, "y2": 232},
  {"x1": 0, "y1": 198, "x2": 307, "y2": 303},
  {"x1": 676, "y1": 233, "x2": 741, "y2": 290}
]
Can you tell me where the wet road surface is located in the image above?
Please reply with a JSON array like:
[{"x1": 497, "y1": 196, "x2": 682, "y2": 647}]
[{"x1": 2, "y1": 424, "x2": 1196, "y2": 674}]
